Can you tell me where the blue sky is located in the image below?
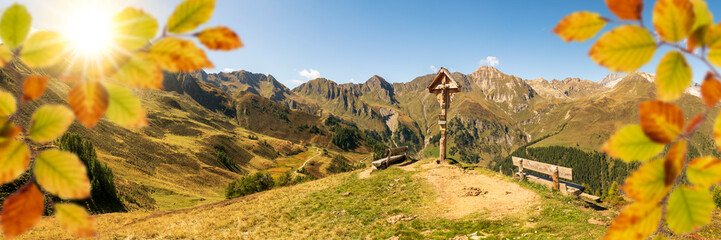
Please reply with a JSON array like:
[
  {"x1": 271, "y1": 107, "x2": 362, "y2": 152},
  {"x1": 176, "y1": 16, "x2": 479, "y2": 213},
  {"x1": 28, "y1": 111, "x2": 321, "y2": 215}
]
[{"x1": 4, "y1": 0, "x2": 720, "y2": 88}]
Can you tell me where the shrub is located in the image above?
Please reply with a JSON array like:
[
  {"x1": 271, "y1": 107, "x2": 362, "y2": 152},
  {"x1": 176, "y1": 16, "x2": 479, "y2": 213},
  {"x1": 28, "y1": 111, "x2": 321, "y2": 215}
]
[
  {"x1": 225, "y1": 172, "x2": 275, "y2": 199},
  {"x1": 713, "y1": 186, "x2": 721, "y2": 209},
  {"x1": 327, "y1": 155, "x2": 364, "y2": 174},
  {"x1": 214, "y1": 146, "x2": 240, "y2": 173},
  {"x1": 332, "y1": 127, "x2": 361, "y2": 150}
]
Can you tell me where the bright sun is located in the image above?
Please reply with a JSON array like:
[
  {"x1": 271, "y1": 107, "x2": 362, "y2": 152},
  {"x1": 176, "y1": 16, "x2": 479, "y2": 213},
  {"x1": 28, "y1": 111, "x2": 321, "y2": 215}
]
[{"x1": 59, "y1": 3, "x2": 116, "y2": 58}]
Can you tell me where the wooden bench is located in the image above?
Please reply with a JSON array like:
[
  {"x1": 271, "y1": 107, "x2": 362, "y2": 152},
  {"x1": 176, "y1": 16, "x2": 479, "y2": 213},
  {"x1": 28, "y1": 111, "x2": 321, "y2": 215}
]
[
  {"x1": 371, "y1": 146, "x2": 408, "y2": 169},
  {"x1": 512, "y1": 156, "x2": 584, "y2": 196}
]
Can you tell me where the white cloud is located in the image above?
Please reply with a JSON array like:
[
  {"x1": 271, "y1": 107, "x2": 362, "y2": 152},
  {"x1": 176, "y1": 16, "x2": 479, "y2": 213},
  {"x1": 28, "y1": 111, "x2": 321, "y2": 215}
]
[
  {"x1": 479, "y1": 56, "x2": 499, "y2": 67},
  {"x1": 299, "y1": 68, "x2": 321, "y2": 80},
  {"x1": 430, "y1": 65, "x2": 438, "y2": 72},
  {"x1": 290, "y1": 79, "x2": 303, "y2": 84},
  {"x1": 222, "y1": 68, "x2": 235, "y2": 72},
  {"x1": 350, "y1": 78, "x2": 356, "y2": 83}
]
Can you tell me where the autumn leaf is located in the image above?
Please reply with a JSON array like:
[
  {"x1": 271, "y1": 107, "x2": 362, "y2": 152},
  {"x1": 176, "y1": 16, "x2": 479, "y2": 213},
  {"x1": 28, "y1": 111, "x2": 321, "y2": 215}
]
[
  {"x1": 112, "y1": 7, "x2": 158, "y2": 51},
  {"x1": 605, "y1": 0, "x2": 643, "y2": 21},
  {"x1": 54, "y1": 203, "x2": 96, "y2": 238},
  {"x1": 0, "y1": 139, "x2": 29, "y2": 185},
  {"x1": 28, "y1": 105, "x2": 74, "y2": 143},
  {"x1": 639, "y1": 101, "x2": 684, "y2": 143},
  {"x1": 701, "y1": 72, "x2": 721, "y2": 107},
  {"x1": 589, "y1": 25, "x2": 656, "y2": 72},
  {"x1": 687, "y1": 157, "x2": 721, "y2": 187},
  {"x1": 21, "y1": 75, "x2": 49, "y2": 102},
  {"x1": 1, "y1": 183, "x2": 44, "y2": 239},
  {"x1": 653, "y1": 0, "x2": 695, "y2": 42},
  {"x1": 196, "y1": 26, "x2": 243, "y2": 50},
  {"x1": 0, "y1": 3, "x2": 32, "y2": 49},
  {"x1": 149, "y1": 37, "x2": 214, "y2": 72},
  {"x1": 0, "y1": 90, "x2": 16, "y2": 117},
  {"x1": 69, "y1": 81, "x2": 109, "y2": 128},
  {"x1": 603, "y1": 202, "x2": 661, "y2": 240},
  {"x1": 707, "y1": 23, "x2": 721, "y2": 48},
  {"x1": 602, "y1": 124, "x2": 665, "y2": 162},
  {"x1": 34, "y1": 149, "x2": 90, "y2": 199},
  {"x1": 167, "y1": 0, "x2": 215, "y2": 34},
  {"x1": 667, "y1": 185, "x2": 715, "y2": 233},
  {"x1": 655, "y1": 51, "x2": 692, "y2": 101},
  {"x1": 0, "y1": 120, "x2": 21, "y2": 143},
  {"x1": 112, "y1": 53, "x2": 163, "y2": 89},
  {"x1": 0, "y1": 44, "x2": 11, "y2": 67},
  {"x1": 685, "y1": 114, "x2": 703, "y2": 134},
  {"x1": 687, "y1": 0, "x2": 714, "y2": 51},
  {"x1": 622, "y1": 158, "x2": 670, "y2": 203},
  {"x1": 106, "y1": 84, "x2": 147, "y2": 128},
  {"x1": 19, "y1": 31, "x2": 69, "y2": 68}
]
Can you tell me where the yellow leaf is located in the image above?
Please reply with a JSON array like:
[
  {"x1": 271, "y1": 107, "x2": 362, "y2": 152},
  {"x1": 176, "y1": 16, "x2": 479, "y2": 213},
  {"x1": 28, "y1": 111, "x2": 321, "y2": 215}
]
[
  {"x1": 603, "y1": 124, "x2": 666, "y2": 162},
  {"x1": 0, "y1": 3, "x2": 31, "y2": 49},
  {"x1": 54, "y1": 203, "x2": 96, "y2": 238},
  {"x1": 687, "y1": 157, "x2": 721, "y2": 187},
  {"x1": 0, "y1": 44, "x2": 12, "y2": 67},
  {"x1": 639, "y1": 101, "x2": 684, "y2": 143},
  {"x1": 701, "y1": 72, "x2": 721, "y2": 107},
  {"x1": 0, "y1": 89, "x2": 16, "y2": 117},
  {"x1": 112, "y1": 7, "x2": 158, "y2": 51},
  {"x1": 149, "y1": 37, "x2": 214, "y2": 72},
  {"x1": 655, "y1": 51, "x2": 692, "y2": 101},
  {"x1": 167, "y1": 0, "x2": 215, "y2": 34},
  {"x1": 112, "y1": 53, "x2": 163, "y2": 89},
  {"x1": 0, "y1": 139, "x2": 29, "y2": 185},
  {"x1": 664, "y1": 140, "x2": 686, "y2": 185},
  {"x1": 652, "y1": 234, "x2": 667, "y2": 240},
  {"x1": 589, "y1": 25, "x2": 656, "y2": 72},
  {"x1": 19, "y1": 31, "x2": 69, "y2": 68},
  {"x1": 653, "y1": 0, "x2": 695, "y2": 42},
  {"x1": 34, "y1": 149, "x2": 90, "y2": 199},
  {"x1": 106, "y1": 84, "x2": 147, "y2": 128},
  {"x1": 691, "y1": 0, "x2": 713, "y2": 32},
  {"x1": 196, "y1": 26, "x2": 244, "y2": 50},
  {"x1": 622, "y1": 158, "x2": 669, "y2": 203},
  {"x1": 605, "y1": 0, "x2": 643, "y2": 21},
  {"x1": 28, "y1": 105, "x2": 74, "y2": 143},
  {"x1": 667, "y1": 185, "x2": 715, "y2": 233},
  {"x1": 603, "y1": 202, "x2": 661, "y2": 240},
  {"x1": 704, "y1": 23, "x2": 721, "y2": 48},
  {"x1": 1, "y1": 183, "x2": 44, "y2": 239},
  {"x1": 68, "y1": 81, "x2": 108, "y2": 129},
  {"x1": 21, "y1": 74, "x2": 48, "y2": 102}
]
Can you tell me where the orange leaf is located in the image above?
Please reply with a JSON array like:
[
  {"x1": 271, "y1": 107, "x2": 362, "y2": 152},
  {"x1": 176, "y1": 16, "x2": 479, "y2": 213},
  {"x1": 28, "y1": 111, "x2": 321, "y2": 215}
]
[
  {"x1": 148, "y1": 37, "x2": 214, "y2": 72},
  {"x1": 21, "y1": 75, "x2": 48, "y2": 102},
  {"x1": 603, "y1": 202, "x2": 661, "y2": 240},
  {"x1": 653, "y1": 0, "x2": 695, "y2": 42},
  {"x1": 714, "y1": 111, "x2": 721, "y2": 150},
  {"x1": 605, "y1": 0, "x2": 643, "y2": 20},
  {"x1": 0, "y1": 120, "x2": 21, "y2": 142},
  {"x1": 685, "y1": 114, "x2": 703, "y2": 134},
  {"x1": 68, "y1": 81, "x2": 108, "y2": 128},
  {"x1": 196, "y1": 26, "x2": 243, "y2": 50},
  {"x1": 701, "y1": 72, "x2": 721, "y2": 108},
  {"x1": 1, "y1": 183, "x2": 44, "y2": 239},
  {"x1": 664, "y1": 140, "x2": 686, "y2": 186},
  {"x1": 639, "y1": 101, "x2": 684, "y2": 143}
]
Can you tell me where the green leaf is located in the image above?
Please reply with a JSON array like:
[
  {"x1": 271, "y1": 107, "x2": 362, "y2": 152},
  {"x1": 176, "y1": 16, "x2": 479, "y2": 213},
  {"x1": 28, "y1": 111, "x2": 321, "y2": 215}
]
[
  {"x1": 589, "y1": 25, "x2": 657, "y2": 72},
  {"x1": 167, "y1": 0, "x2": 215, "y2": 34},
  {"x1": 106, "y1": 84, "x2": 147, "y2": 128},
  {"x1": 691, "y1": 0, "x2": 714, "y2": 32},
  {"x1": 112, "y1": 7, "x2": 158, "y2": 51},
  {"x1": 19, "y1": 31, "x2": 68, "y2": 68},
  {"x1": 34, "y1": 149, "x2": 90, "y2": 199},
  {"x1": 667, "y1": 186, "x2": 715, "y2": 234},
  {"x1": 0, "y1": 3, "x2": 31, "y2": 49},
  {"x1": 602, "y1": 124, "x2": 665, "y2": 162},
  {"x1": 655, "y1": 51, "x2": 692, "y2": 101},
  {"x1": 0, "y1": 90, "x2": 16, "y2": 117},
  {"x1": 28, "y1": 105, "x2": 74, "y2": 143}
]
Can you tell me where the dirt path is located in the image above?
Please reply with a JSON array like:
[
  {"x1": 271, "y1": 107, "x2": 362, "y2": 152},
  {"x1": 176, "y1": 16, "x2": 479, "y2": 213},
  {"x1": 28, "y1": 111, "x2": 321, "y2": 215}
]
[
  {"x1": 297, "y1": 148, "x2": 322, "y2": 171},
  {"x1": 419, "y1": 165, "x2": 540, "y2": 219}
]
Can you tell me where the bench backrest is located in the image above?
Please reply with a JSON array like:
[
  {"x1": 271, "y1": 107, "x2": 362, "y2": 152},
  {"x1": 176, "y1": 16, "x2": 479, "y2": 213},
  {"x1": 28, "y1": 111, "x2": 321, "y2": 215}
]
[
  {"x1": 385, "y1": 146, "x2": 409, "y2": 155},
  {"x1": 512, "y1": 156, "x2": 573, "y2": 180}
]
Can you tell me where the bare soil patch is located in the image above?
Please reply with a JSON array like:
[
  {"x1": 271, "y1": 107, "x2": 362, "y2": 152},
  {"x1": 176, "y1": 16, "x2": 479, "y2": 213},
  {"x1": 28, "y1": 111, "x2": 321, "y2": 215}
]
[{"x1": 419, "y1": 165, "x2": 540, "y2": 219}]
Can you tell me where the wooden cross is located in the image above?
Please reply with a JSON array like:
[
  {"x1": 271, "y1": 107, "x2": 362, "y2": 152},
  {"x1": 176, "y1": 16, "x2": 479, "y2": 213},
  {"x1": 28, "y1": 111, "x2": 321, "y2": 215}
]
[{"x1": 427, "y1": 67, "x2": 460, "y2": 163}]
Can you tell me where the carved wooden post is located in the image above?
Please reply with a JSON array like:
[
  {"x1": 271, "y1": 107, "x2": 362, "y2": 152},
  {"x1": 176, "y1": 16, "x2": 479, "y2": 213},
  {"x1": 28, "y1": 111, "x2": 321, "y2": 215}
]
[
  {"x1": 427, "y1": 67, "x2": 459, "y2": 164},
  {"x1": 551, "y1": 166, "x2": 560, "y2": 190}
]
